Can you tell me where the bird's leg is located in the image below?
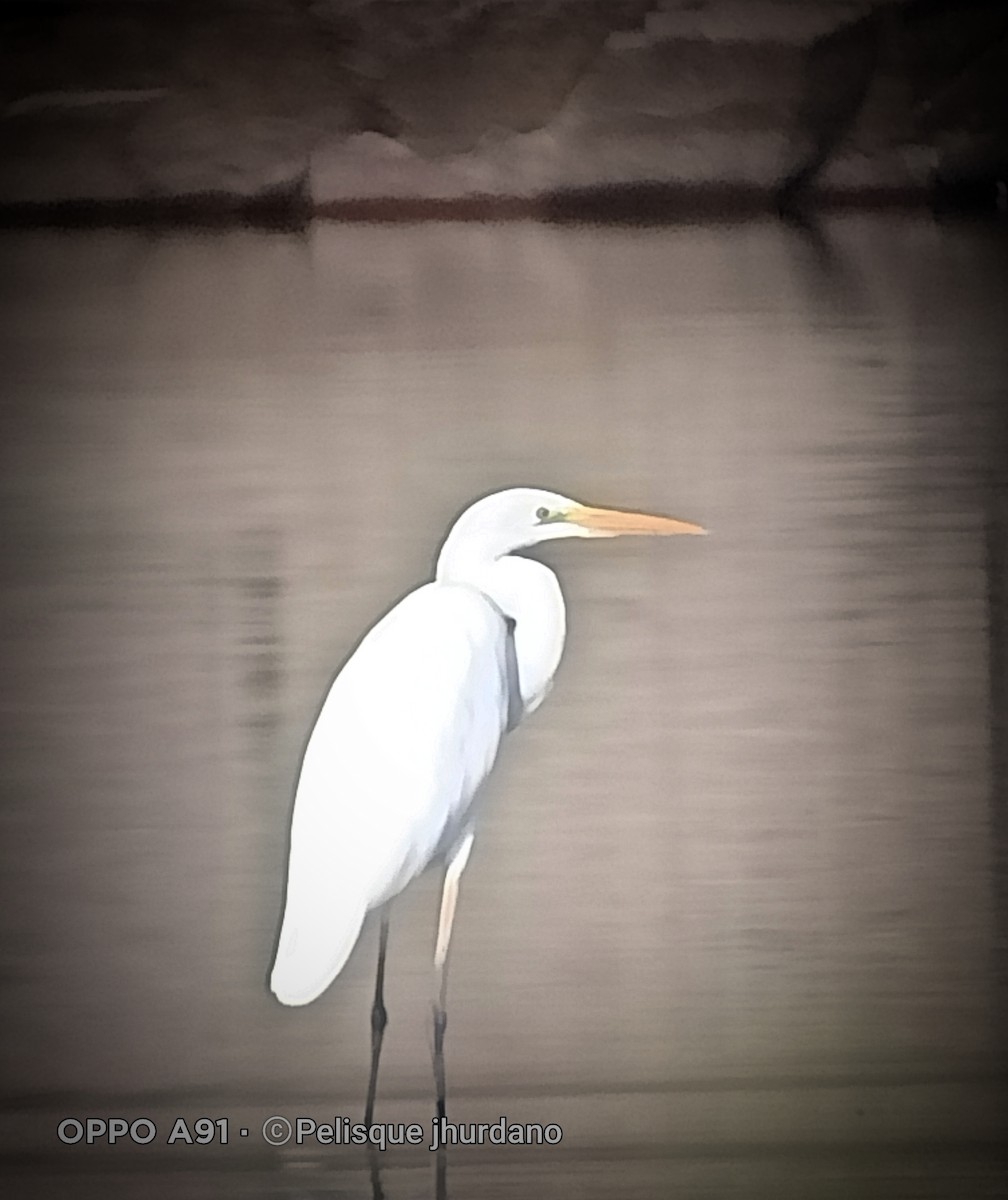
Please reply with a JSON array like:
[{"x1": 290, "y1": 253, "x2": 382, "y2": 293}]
[
  {"x1": 432, "y1": 831, "x2": 474, "y2": 1122},
  {"x1": 364, "y1": 909, "x2": 390, "y2": 1128}
]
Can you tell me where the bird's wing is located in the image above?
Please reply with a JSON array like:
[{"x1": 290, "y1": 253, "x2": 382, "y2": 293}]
[{"x1": 270, "y1": 581, "x2": 511, "y2": 1006}]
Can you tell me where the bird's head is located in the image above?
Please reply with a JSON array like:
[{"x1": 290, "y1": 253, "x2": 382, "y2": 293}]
[{"x1": 437, "y1": 487, "x2": 705, "y2": 577}]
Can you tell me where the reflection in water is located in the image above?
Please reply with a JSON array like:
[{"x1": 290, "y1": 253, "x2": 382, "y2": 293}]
[
  {"x1": 0, "y1": 215, "x2": 1006, "y2": 1198},
  {"x1": 369, "y1": 1143, "x2": 385, "y2": 1200},
  {"x1": 435, "y1": 1145, "x2": 446, "y2": 1200}
]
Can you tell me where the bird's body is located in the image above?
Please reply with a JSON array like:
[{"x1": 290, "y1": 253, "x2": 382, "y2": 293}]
[
  {"x1": 269, "y1": 487, "x2": 704, "y2": 1119},
  {"x1": 272, "y1": 582, "x2": 511, "y2": 1005}
]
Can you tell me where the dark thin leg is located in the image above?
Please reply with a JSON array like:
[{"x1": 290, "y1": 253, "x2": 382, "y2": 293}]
[
  {"x1": 364, "y1": 911, "x2": 390, "y2": 1128},
  {"x1": 432, "y1": 976, "x2": 448, "y2": 1121}
]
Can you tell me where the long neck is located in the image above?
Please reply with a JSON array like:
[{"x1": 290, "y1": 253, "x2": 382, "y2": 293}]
[
  {"x1": 442, "y1": 553, "x2": 566, "y2": 717},
  {"x1": 436, "y1": 521, "x2": 503, "y2": 583}
]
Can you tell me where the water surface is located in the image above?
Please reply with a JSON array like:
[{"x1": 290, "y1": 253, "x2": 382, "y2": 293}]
[{"x1": 1, "y1": 215, "x2": 1006, "y2": 1196}]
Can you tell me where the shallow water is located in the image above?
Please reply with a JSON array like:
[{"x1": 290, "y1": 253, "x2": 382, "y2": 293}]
[{"x1": 0, "y1": 215, "x2": 1006, "y2": 1196}]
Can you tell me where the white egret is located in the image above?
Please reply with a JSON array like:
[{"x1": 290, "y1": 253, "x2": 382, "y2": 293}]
[{"x1": 270, "y1": 487, "x2": 705, "y2": 1122}]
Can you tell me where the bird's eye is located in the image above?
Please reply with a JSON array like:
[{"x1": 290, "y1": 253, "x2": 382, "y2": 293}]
[{"x1": 535, "y1": 506, "x2": 551, "y2": 521}]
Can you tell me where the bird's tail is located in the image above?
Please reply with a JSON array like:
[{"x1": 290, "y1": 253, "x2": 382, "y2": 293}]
[{"x1": 270, "y1": 882, "x2": 367, "y2": 1007}]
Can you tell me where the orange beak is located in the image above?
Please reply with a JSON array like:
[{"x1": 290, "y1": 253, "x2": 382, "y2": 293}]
[{"x1": 569, "y1": 504, "x2": 707, "y2": 537}]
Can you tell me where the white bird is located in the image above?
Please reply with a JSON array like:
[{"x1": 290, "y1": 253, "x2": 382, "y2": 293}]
[{"x1": 269, "y1": 487, "x2": 705, "y2": 1122}]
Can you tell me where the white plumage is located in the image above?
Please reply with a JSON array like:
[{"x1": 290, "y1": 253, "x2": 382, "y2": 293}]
[
  {"x1": 271, "y1": 584, "x2": 510, "y2": 1004},
  {"x1": 270, "y1": 487, "x2": 704, "y2": 1010}
]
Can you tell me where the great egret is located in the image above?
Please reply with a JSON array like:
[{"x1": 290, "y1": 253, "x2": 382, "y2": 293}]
[{"x1": 270, "y1": 487, "x2": 704, "y2": 1122}]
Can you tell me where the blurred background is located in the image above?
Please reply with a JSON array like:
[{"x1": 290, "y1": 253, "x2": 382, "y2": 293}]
[{"x1": 1, "y1": 2, "x2": 1007, "y2": 1199}]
